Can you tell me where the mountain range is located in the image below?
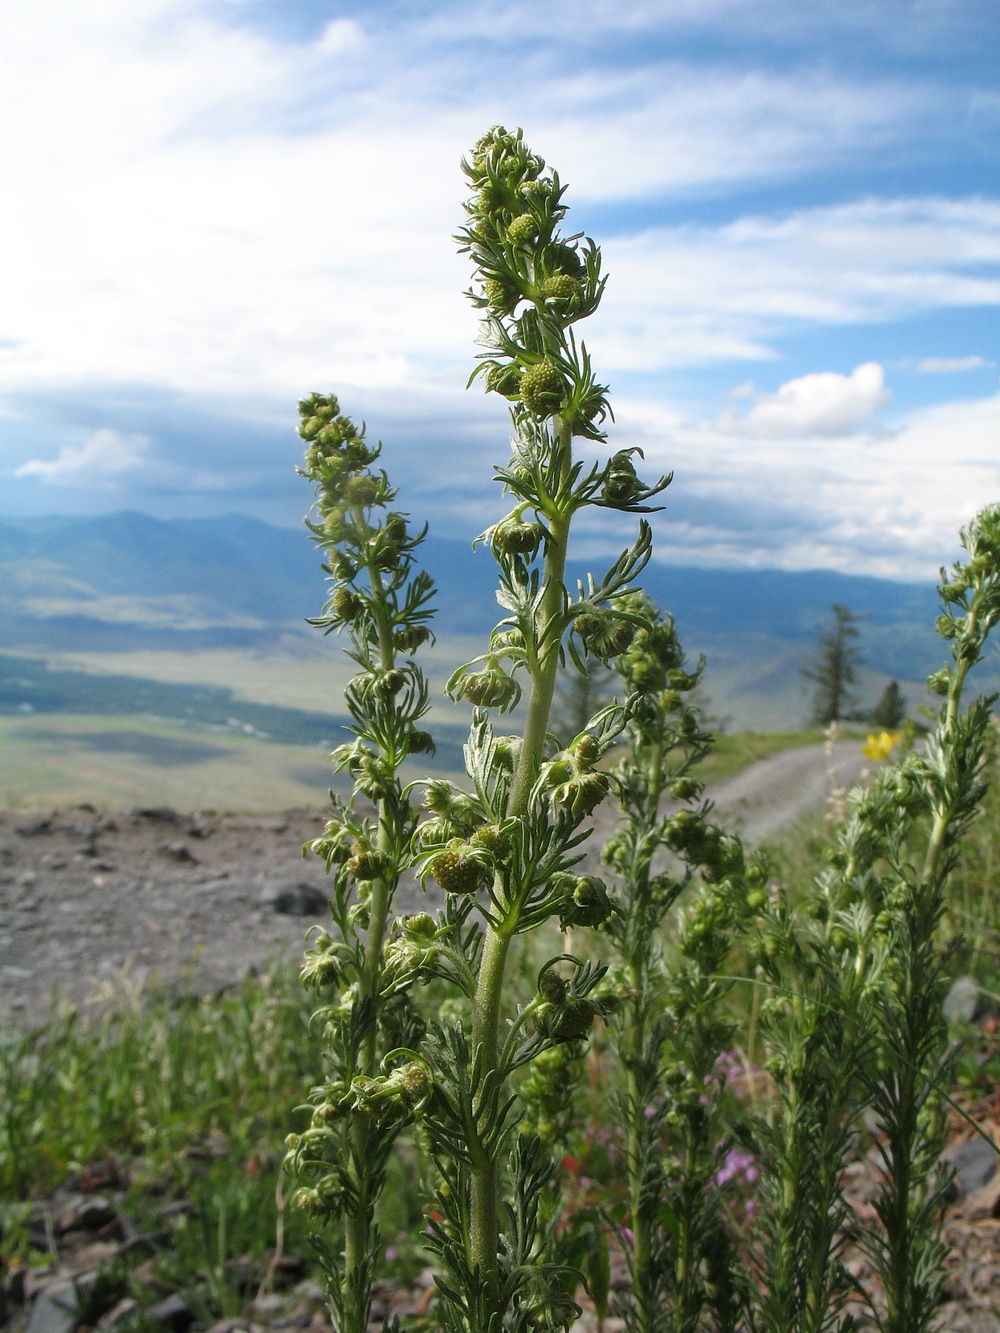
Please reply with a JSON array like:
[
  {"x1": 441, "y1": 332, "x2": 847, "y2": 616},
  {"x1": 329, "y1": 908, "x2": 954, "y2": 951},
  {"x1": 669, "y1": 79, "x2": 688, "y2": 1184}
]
[{"x1": 0, "y1": 511, "x2": 991, "y2": 729}]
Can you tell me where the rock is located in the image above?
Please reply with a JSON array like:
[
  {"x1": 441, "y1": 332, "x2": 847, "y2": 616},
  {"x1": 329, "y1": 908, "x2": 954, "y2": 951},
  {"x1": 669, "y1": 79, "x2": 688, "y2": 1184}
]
[
  {"x1": 157, "y1": 1200, "x2": 198, "y2": 1220},
  {"x1": 947, "y1": 1135, "x2": 999, "y2": 1197},
  {"x1": 27, "y1": 1274, "x2": 97, "y2": 1333},
  {"x1": 117, "y1": 1229, "x2": 171, "y2": 1258},
  {"x1": 251, "y1": 1293, "x2": 285, "y2": 1315},
  {"x1": 97, "y1": 1297, "x2": 139, "y2": 1329},
  {"x1": 945, "y1": 976, "x2": 983, "y2": 1025},
  {"x1": 56, "y1": 1196, "x2": 117, "y2": 1235},
  {"x1": 7, "y1": 1267, "x2": 27, "y2": 1305},
  {"x1": 0, "y1": 845, "x2": 13, "y2": 864},
  {"x1": 268, "y1": 883, "x2": 328, "y2": 916},
  {"x1": 73, "y1": 1160, "x2": 124, "y2": 1194},
  {"x1": 146, "y1": 1292, "x2": 196, "y2": 1332},
  {"x1": 66, "y1": 1241, "x2": 120, "y2": 1274},
  {"x1": 16, "y1": 816, "x2": 51, "y2": 837},
  {"x1": 158, "y1": 842, "x2": 199, "y2": 864}
]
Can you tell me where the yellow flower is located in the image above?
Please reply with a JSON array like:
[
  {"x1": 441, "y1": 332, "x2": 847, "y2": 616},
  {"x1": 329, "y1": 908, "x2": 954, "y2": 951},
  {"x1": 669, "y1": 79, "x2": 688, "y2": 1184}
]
[{"x1": 863, "y1": 730, "x2": 902, "y2": 762}]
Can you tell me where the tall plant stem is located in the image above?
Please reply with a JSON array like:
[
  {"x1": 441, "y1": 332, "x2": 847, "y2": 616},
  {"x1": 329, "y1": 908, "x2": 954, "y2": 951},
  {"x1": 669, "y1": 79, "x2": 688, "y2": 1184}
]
[
  {"x1": 469, "y1": 418, "x2": 574, "y2": 1297},
  {"x1": 343, "y1": 546, "x2": 399, "y2": 1315}
]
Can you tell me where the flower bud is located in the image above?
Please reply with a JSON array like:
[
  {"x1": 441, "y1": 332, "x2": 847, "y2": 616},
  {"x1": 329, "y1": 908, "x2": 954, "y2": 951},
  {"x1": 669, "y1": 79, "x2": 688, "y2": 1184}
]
[
  {"x1": 560, "y1": 875, "x2": 615, "y2": 928},
  {"x1": 548, "y1": 241, "x2": 584, "y2": 278},
  {"x1": 355, "y1": 753, "x2": 393, "y2": 800},
  {"x1": 551, "y1": 771, "x2": 611, "y2": 816},
  {"x1": 539, "y1": 273, "x2": 582, "y2": 308},
  {"x1": 482, "y1": 276, "x2": 518, "y2": 313},
  {"x1": 374, "y1": 668, "x2": 407, "y2": 698},
  {"x1": 493, "y1": 735, "x2": 521, "y2": 772},
  {"x1": 344, "y1": 474, "x2": 379, "y2": 507},
  {"x1": 428, "y1": 843, "x2": 490, "y2": 895},
  {"x1": 508, "y1": 212, "x2": 537, "y2": 244},
  {"x1": 471, "y1": 823, "x2": 512, "y2": 861},
  {"x1": 538, "y1": 971, "x2": 568, "y2": 1004},
  {"x1": 602, "y1": 452, "x2": 643, "y2": 506},
  {"x1": 520, "y1": 362, "x2": 566, "y2": 416},
  {"x1": 670, "y1": 776, "x2": 702, "y2": 801},
  {"x1": 927, "y1": 669, "x2": 950, "y2": 696},
  {"x1": 458, "y1": 665, "x2": 521, "y2": 710},
  {"x1": 554, "y1": 998, "x2": 596, "y2": 1040},
  {"x1": 404, "y1": 912, "x2": 437, "y2": 940},
  {"x1": 485, "y1": 363, "x2": 523, "y2": 399},
  {"x1": 569, "y1": 733, "x2": 600, "y2": 768},
  {"x1": 491, "y1": 514, "x2": 543, "y2": 557},
  {"x1": 400, "y1": 1061, "x2": 431, "y2": 1103},
  {"x1": 345, "y1": 841, "x2": 388, "y2": 882},
  {"x1": 331, "y1": 587, "x2": 362, "y2": 621},
  {"x1": 407, "y1": 728, "x2": 435, "y2": 754},
  {"x1": 394, "y1": 624, "x2": 431, "y2": 651}
]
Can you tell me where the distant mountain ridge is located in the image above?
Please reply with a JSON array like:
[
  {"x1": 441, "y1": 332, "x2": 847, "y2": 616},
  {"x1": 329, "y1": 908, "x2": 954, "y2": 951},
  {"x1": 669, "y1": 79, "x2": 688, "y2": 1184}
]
[{"x1": 0, "y1": 510, "x2": 987, "y2": 728}]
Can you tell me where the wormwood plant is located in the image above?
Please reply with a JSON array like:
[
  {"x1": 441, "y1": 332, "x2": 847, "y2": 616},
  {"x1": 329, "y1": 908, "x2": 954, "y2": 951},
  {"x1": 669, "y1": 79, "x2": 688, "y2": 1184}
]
[
  {"x1": 285, "y1": 122, "x2": 1000, "y2": 1333},
  {"x1": 744, "y1": 509, "x2": 1000, "y2": 1333},
  {"x1": 284, "y1": 400, "x2": 437, "y2": 1333},
  {"x1": 287, "y1": 126, "x2": 669, "y2": 1333},
  {"x1": 599, "y1": 593, "x2": 762, "y2": 1333}
]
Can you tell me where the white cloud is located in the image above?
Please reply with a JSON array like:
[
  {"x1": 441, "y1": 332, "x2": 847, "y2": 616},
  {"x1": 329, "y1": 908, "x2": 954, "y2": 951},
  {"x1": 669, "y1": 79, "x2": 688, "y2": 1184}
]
[
  {"x1": 917, "y1": 355, "x2": 992, "y2": 373},
  {"x1": 592, "y1": 199, "x2": 1000, "y2": 371},
  {"x1": 14, "y1": 429, "x2": 148, "y2": 484},
  {"x1": 610, "y1": 388, "x2": 1000, "y2": 579},
  {"x1": 718, "y1": 363, "x2": 891, "y2": 437},
  {"x1": 0, "y1": 1, "x2": 993, "y2": 401}
]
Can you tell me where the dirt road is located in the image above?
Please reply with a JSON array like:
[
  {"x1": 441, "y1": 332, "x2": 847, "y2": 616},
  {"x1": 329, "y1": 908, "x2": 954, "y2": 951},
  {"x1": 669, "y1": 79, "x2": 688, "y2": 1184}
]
[{"x1": 700, "y1": 738, "x2": 869, "y2": 845}]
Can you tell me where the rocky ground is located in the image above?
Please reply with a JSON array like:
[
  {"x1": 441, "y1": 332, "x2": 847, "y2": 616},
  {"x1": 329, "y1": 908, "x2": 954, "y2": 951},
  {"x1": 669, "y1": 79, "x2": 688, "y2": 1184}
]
[{"x1": 0, "y1": 803, "x2": 431, "y2": 1028}]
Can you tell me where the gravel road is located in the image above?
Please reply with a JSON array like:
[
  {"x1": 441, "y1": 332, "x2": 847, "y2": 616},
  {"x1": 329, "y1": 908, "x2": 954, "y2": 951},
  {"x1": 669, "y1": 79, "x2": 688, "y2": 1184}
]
[
  {"x1": 700, "y1": 738, "x2": 869, "y2": 844},
  {"x1": 0, "y1": 741, "x2": 871, "y2": 1026}
]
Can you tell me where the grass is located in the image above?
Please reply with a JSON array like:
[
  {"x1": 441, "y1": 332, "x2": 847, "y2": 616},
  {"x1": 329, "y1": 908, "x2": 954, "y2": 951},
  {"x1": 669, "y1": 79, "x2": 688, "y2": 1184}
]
[
  {"x1": 696, "y1": 727, "x2": 841, "y2": 785},
  {"x1": 0, "y1": 962, "x2": 427, "y2": 1320}
]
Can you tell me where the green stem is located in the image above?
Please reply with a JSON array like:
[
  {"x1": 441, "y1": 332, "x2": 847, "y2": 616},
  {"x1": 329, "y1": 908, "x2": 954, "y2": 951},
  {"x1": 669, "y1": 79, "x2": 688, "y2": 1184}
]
[
  {"x1": 343, "y1": 527, "x2": 401, "y2": 1315},
  {"x1": 468, "y1": 416, "x2": 574, "y2": 1306}
]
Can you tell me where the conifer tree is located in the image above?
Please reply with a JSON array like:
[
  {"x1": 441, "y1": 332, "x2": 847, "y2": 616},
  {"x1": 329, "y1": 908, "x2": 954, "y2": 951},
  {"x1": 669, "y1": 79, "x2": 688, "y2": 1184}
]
[{"x1": 802, "y1": 602, "x2": 864, "y2": 725}]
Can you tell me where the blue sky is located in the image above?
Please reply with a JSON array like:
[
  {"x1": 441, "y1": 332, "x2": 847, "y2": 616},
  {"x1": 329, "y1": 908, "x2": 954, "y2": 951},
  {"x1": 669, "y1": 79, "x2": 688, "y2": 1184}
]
[{"x1": 0, "y1": 0, "x2": 997, "y2": 579}]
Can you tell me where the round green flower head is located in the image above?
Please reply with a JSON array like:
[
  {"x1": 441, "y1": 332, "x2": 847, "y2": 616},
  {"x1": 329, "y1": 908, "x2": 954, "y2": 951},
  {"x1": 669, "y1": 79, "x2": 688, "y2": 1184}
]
[
  {"x1": 428, "y1": 843, "x2": 489, "y2": 895},
  {"x1": 539, "y1": 273, "x2": 581, "y2": 308},
  {"x1": 508, "y1": 213, "x2": 538, "y2": 244},
  {"x1": 520, "y1": 362, "x2": 566, "y2": 416}
]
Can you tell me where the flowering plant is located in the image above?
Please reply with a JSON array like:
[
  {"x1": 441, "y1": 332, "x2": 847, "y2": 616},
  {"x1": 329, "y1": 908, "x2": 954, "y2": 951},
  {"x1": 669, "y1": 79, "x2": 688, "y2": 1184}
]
[{"x1": 286, "y1": 126, "x2": 1000, "y2": 1333}]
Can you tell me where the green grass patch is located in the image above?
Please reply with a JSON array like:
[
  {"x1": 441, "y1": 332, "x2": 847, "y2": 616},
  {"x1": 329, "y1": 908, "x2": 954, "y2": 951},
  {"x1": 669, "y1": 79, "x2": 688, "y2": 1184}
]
[
  {"x1": 0, "y1": 963, "x2": 428, "y2": 1317},
  {"x1": 696, "y1": 727, "x2": 836, "y2": 785}
]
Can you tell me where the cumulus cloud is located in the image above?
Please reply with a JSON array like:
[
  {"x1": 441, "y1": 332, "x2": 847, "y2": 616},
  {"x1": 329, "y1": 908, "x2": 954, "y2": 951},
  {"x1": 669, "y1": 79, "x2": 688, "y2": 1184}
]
[
  {"x1": 13, "y1": 429, "x2": 148, "y2": 484},
  {"x1": 718, "y1": 363, "x2": 891, "y2": 437}
]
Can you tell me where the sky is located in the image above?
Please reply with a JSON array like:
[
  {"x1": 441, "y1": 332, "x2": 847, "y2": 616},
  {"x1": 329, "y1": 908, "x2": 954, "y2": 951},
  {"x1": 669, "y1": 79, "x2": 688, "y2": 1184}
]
[{"x1": 0, "y1": 0, "x2": 997, "y2": 580}]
